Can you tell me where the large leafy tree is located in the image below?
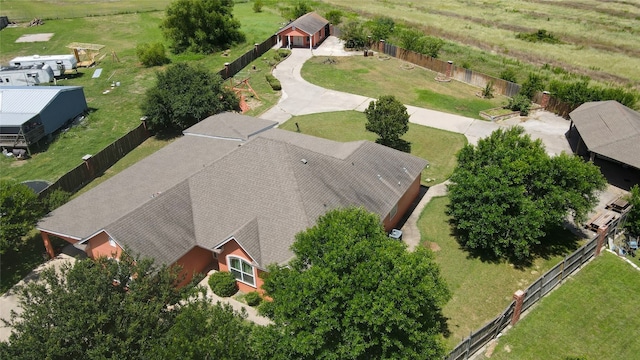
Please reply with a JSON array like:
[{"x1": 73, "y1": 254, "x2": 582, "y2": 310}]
[
  {"x1": 397, "y1": 28, "x2": 445, "y2": 58},
  {"x1": 0, "y1": 180, "x2": 42, "y2": 255},
  {"x1": 447, "y1": 126, "x2": 606, "y2": 262},
  {"x1": 259, "y1": 207, "x2": 451, "y2": 360},
  {"x1": 368, "y1": 16, "x2": 395, "y2": 41},
  {"x1": 365, "y1": 95, "x2": 411, "y2": 152},
  {"x1": 161, "y1": 0, "x2": 245, "y2": 54},
  {"x1": 624, "y1": 185, "x2": 640, "y2": 237},
  {"x1": 141, "y1": 63, "x2": 240, "y2": 132},
  {"x1": 152, "y1": 300, "x2": 256, "y2": 359},
  {"x1": 341, "y1": 20, "x2": 368, "y2": 50},
  {"x1": 0, "y1": 254, "x2": 251, "y2": 359}
]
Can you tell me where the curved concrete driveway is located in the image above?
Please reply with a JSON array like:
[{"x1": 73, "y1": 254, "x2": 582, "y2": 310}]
[{"x1": 260, "y1": 37, "x2": 572, "y2": 153}]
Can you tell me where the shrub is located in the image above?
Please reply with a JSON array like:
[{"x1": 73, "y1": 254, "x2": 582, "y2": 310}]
[
  {"x1": 136, "y1": 42, "x2": 170, "y2": 67},
  {"x1": 252, "y1": 0, "x2": 263, "y2": 13},
  {"x1": 256, "y1": 298, "x2": 275, "y2": 318},
  {"x1": 265, "y1": 74, "x2": 282, "y2": 90},
  {"x1": 506, "y1": 94, "x2": 531, "y2": 115},
  {"x1": 277, "y1": 49, "x2": 290, "y2": 59},
  {"x1": 482, "y1": 81, "x2": 494, "y2": 99},
  {"x1": 324, "y1": 10, "x2": 343, "y2": 25},
  {"x1": 520, "y1": 72, "x2": 545, "y2": 100},
  {"x1": 244, "y1": 291, "x2": 262, "y2": 306},
  {"x1": 499, "y1": 68, "x2": 518, "y2": 83},
  {"x1": 208, "y1": 271, "x2": 238, "y2": 297},
  {"x1": 516, "y1": 29, "x2": 562, "y2": 44},
  {"x1": 43, "y1": 189, "x2": 71, "y2": 213}
]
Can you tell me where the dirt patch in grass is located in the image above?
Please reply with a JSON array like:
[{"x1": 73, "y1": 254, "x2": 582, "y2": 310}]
[{"x1": 428, "y1": 242, "x2": 441, "y2": 251}]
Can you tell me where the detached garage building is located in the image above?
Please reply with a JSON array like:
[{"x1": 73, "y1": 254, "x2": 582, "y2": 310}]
[
  {"x1": 277, "y1": 12, "x2": 330, "y2": 49},
  {"x1": 0, "y1": 86, "x2": 88, "y2": 151},
  {"x1": 568, "y1": 100, "x2": 640, "y2": 170}
]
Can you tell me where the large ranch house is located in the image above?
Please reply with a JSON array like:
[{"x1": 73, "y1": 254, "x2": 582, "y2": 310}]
[{"x1": 38, "y1": 113, "x2": 428, "y2": 293}]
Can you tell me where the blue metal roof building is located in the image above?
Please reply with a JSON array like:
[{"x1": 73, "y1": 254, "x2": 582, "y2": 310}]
[{"x1": 0, "y1": 85, "x2": 88, "y2": 150}]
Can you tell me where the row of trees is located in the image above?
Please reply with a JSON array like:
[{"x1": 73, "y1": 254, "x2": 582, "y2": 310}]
[
  {"x1": 340, "y1": 15, "x2": 445, "y2": 57},
  {"x1": 1, "y1": 208, "x2": 452, "y2": 359}
]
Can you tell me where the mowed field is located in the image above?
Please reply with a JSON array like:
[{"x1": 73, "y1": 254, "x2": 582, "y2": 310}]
[
  {"x1": 0, "y1": 0, "x2": 174, "y2": 21},
  {"x1": 322, "y1": 0, "x2": 640, "y2": 88}
]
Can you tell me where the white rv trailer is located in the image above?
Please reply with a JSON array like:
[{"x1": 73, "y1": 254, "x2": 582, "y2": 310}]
[
  {"x1": 0, "y1": 64, "x2": 55, "y2": 86},
  {"x1": 9, "y1": 54, "x2": 77, "y2": 77}
]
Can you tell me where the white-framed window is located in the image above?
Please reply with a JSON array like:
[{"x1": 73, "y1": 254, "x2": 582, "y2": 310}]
[
  {"x1": 390, "y1": 203, "x2": 398, "y2": 220},
  {"x1": 228, "y1": 256, "x2": 255, "y2": 287},
  {"x1": 109, "y1": 238, "x2": 117, "y2": 247}
]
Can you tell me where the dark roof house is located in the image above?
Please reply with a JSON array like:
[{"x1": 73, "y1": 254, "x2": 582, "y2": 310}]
[
  {"x1": 38, "y1": 113, "x2": 428, "y2": 292},
  {"x1": 569, "y1": 100, "x2": 640, "y2": 170}
]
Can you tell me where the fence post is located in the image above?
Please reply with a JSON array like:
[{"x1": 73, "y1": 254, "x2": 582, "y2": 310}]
[
  {"x1": 511, "y1": 289, "x2": 525, "y2": 326},
  {"x1": 224, "y1": 62, "x2": 230, "y2": 80},
  {"x1": 254, "y1": 43, "x2": 259, "y2": 56},
  {"x1": 540, "y1": 91, "x2": 551, "y2": 108},
  {"x1": 83, "y1": 154, "x2": 94, "y2": 180},
  {"x1": 446, "y1": 60, "x2": 453, "y2": 78},
  {"x1": 379, "y1": 39, "x2": 384, "y2": 53},
  {"x1": 595, "y1": 225, "x2": 608, "y2": 256}
]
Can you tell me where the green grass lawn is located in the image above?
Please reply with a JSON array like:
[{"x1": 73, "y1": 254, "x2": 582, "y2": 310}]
[
  {"x1": 483, "y1": 252, "x2": 640, "y2": 360},
  {"x1": 301, "y1": 55, "x2": 506, "y2": 119},
  {"x1": 0, "y1": 3, "x2": 284, "y2": 184},
  {"x1": 278, "y1": 111, "x2": 467, "y2": 185},
  {"x1": 417, "y1": 196, "x2": 574, "y2": 349}
]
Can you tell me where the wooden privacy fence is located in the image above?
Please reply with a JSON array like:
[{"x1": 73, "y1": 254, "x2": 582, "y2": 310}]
[
  {"x1": 38, "y1": 123, "x2": 149, "y2": 199},
  {"x1": 217, "y1": 35, "x2": 277, "y2": 80},
  {"x1": 444, "y1": 215, "x2": 626, "y2": 360},
  {"x1": 532, "y1": 91, "x2": 576, "y2": 119},
  {"x1": 376, "y1": 41, "x2": 521, "y2": 97}
]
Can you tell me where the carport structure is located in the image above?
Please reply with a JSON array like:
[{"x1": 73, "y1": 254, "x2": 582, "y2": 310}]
[{"x1": 568, "y1": 100, "x2": 640, "y2": 171}]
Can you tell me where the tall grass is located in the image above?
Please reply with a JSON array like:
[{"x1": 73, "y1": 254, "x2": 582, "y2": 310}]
[{"x1": 321, "y1": 0, "x2": 640, "y2": 88}]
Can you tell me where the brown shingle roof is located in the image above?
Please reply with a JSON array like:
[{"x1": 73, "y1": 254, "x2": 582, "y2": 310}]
[
  {"x1": 38, "y1": 113, "x2": 276, "y2": 242},
  {"x1": 570, "y1": 100, "x2": 640, "y2": 169},
  {"x1": 183, "y1": 112, "x2": 277, "y2": 141},
  {"x1": 277, "y1": 12, "x2": 329, "y2": 36},
  {"x1": 38, "y1": 114, "x2": 427, "y2": 268}
]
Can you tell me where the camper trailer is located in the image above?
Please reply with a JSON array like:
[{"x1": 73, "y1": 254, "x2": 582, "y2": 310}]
[
  {"x1": 10, "y1": 54, "x2": 77, "y2": 77},
  {"x1": 0, "y1": 64, "x2": 55, "y2": 86}
]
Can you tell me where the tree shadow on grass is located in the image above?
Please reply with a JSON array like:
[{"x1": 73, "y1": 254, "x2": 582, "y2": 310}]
[
  {"x1": 153, "y1": 128, "x2": 183, "y2": 141},
  {"x1": 531, "y1": 224, "x2": 582, "y2": 261},
  {"x1": 448, "y1": 221, "x2": 582, "y2": 269}
]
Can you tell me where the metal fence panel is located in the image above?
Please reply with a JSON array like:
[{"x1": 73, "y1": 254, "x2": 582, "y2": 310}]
[
  {"x1": 540, "y1": 263, "x2": 563, "y2": 297},
  {"x1": 383, "y1": 42, "x2": 397, "y2": 57}
]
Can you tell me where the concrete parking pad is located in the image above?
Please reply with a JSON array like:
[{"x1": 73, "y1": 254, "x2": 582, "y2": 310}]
[{"x1": 15, "y1": 33, "x2": 54, "y2": 43}]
